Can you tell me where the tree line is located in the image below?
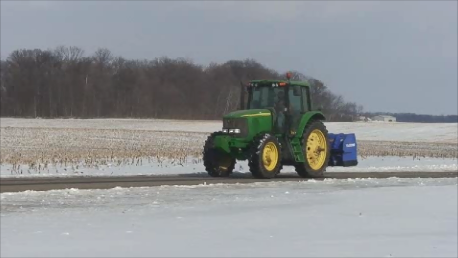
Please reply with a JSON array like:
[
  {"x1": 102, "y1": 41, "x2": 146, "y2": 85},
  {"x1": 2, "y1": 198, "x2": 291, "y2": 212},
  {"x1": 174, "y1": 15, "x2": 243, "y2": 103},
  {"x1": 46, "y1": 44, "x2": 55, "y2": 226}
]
[
  {"x1": 0, "y1": 46, "x2": 363, "y2": 121},
  {"x1": 362, "y1": 112, "x2": 457, "y2": 123}
]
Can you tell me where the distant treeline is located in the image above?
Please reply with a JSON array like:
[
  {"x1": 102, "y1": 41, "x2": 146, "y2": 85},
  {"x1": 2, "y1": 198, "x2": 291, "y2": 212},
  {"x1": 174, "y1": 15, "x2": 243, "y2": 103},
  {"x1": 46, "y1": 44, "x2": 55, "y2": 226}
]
[
  {"x1": 0, "y1": 46, "x2": 363, "y2": 121},
  {"x1": 363, "y1": 112, "x2": 458, "y2": 123}
]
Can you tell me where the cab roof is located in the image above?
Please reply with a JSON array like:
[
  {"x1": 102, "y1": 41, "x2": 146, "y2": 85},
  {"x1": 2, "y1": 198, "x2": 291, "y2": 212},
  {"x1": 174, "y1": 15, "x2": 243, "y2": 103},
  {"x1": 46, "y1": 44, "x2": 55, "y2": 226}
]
[{"x1": 248, "y1": 79, "x2": 311, "y2": 87}]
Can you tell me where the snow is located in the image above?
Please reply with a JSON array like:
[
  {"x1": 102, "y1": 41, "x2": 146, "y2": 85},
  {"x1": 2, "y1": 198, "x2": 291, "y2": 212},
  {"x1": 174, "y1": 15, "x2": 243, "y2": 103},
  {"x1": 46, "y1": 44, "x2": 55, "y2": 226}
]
[
  {"x1": 324, "y1": 121, "x2": 457, "y2": 143},
  {"x1": 1, "y1": 117, "x2": 457, "y2": 143},
  {"x1": 1, "y1": 156, "x2": 457, "y2": 178},
  {"x1": 0, "y1": 117, "x2": 222, "y2": 133},
  {"x1": 1, "y1": 118, "x2": 456, "y2": 178},
  {"x1": 1, "y1": 178, "x2": 457, "y2": 257},
  {"x1": 1, "y1": 118, "x2": 457, "y2": 257}
]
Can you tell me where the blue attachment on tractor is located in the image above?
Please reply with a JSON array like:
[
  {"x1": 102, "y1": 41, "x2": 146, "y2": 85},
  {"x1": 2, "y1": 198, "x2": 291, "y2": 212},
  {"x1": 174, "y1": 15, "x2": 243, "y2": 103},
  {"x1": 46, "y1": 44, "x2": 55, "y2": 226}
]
[{"x1": 327, "y1": 133, "x2": 358, "y2": 167}]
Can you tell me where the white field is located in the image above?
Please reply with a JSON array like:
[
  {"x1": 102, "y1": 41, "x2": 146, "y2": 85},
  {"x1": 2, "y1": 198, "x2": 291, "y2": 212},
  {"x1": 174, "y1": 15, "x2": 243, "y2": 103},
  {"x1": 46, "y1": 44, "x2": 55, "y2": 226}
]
[
  {"x1": 1, "y1": 156, "x2": 457, "y2": 178},
  {"x1": 1, "y1": 178, "x2": 457, "y2": 257},
  {"x1": 1, "y1": 117, "x2": 457, "y2": 142},
  {"x1": 1, "y1": 119, "x2": 457, "y2": 257},
  {"x1": 1, "y1": 118, "x2": 457, "y2": 177}
]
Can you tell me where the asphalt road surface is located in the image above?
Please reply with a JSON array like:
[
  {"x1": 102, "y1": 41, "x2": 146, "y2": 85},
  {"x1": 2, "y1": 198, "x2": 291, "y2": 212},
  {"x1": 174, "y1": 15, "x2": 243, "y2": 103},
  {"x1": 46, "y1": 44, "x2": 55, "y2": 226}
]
[{"x1": 1, "y1": 171, "x2": 457, "y2": 193}]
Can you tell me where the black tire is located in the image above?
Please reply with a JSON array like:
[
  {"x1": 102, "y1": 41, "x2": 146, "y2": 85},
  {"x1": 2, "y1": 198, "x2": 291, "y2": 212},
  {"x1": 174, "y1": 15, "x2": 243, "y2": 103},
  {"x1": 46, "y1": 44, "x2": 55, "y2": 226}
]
[
  {"x1": 203, "y1": 132, "x2": 235, "y2": 177},
  {"x1": 248, "y1": 133, "x2": 282, "y2": 179},
  {"x1": 294, "y1": 120, "x2": 331, "y2": 178}
]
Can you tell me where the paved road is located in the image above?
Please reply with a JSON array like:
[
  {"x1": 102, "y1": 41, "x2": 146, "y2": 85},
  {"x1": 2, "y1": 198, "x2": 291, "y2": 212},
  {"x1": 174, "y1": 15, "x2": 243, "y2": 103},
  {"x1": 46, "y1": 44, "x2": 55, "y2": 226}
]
[{"x1": 1, "y1": 171, "x2": 457, "y2": 193}]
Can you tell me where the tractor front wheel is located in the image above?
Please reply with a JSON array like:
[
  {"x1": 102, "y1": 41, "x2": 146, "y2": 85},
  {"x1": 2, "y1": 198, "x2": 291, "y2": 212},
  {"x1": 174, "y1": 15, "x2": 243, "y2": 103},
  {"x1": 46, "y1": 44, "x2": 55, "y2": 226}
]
[
  {"x1": 294, "y1": 120, "x2": 331, "y2": 178},
  {"x1": 248, "y1": 133, "x2": 282, "y2": 179},
  {"x1": 203, "y1": 132, "x2": 235, "y2": 177}
]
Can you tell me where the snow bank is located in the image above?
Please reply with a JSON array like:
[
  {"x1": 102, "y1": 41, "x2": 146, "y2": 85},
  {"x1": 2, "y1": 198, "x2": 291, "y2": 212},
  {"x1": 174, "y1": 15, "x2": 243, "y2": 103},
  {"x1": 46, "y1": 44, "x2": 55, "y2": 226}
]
[{"x1": 1, "y1": 177, "x2": 456, "y2": 257}]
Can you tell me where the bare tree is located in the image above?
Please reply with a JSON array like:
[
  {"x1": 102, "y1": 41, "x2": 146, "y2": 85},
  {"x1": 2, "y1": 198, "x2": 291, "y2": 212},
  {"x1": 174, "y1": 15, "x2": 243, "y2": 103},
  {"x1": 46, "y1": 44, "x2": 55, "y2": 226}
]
[{"x1": 0, "y1": 46, "x2": 365, "y2": 121}]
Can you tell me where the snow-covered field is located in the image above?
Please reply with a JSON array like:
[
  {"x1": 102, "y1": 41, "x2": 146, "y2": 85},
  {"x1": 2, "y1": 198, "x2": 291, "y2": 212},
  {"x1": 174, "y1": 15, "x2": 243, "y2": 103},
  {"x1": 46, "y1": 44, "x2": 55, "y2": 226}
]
[
  {"x1": 1, "y1": 119, "x2": 457, "y2": 257},
  {"x1": 1, "y1": 156, "x2": 457, "y2": 178},
  {"x1": 1, "y1": 178, "x2": 457, "y2": 257},
  {"x1": 1, "y1": 118, "x2": 457, "y2": 177},
  {"x1": 1, "y1": 117, "x2": 457, "y2": 142}
]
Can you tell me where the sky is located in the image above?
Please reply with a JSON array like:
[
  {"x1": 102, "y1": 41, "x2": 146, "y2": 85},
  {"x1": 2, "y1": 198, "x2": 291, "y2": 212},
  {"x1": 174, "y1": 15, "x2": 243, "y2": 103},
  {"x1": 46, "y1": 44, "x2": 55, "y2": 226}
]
[{"x1": 1, "y1": 1, "x2": 457, "y2": 115}]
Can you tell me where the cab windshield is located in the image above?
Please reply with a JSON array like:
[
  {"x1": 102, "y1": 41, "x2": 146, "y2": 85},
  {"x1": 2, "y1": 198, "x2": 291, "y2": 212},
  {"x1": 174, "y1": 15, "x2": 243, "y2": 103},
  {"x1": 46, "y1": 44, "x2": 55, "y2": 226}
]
[{"x1": 248, "y1": 86, "x2": 285, "y2": 110}]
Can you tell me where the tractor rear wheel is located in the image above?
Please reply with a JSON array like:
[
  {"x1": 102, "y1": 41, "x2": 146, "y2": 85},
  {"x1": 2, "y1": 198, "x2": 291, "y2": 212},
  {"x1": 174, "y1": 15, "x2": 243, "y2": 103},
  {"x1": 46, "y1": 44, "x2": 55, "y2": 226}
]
[
  {"x1": 248, "y1": 133, "x2": 282, "y2": 179},
  {"x1": 203, "y1": 132, "x2": 235, "y2": 177},
  {"x1": 294, "y1": 120, "x2": 331, "y2": 178}
]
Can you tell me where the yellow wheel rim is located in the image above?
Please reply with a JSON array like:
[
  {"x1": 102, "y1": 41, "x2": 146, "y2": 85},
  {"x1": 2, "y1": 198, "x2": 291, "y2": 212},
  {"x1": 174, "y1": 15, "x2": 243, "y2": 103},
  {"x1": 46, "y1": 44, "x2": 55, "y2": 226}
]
[
  {"x1": 306, "y1": 129, "x2": 327, "y2": 170},
  {"x1": 262, "y1": 142, "x2": 279, "y2": 171}
]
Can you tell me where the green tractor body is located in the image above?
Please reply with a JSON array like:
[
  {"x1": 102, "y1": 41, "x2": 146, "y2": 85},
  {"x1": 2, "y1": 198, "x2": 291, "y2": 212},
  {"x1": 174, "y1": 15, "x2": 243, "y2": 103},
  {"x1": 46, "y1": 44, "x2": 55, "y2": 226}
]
[{"x1": 203, "y1": 75, "x2": 357, "y2": 179}]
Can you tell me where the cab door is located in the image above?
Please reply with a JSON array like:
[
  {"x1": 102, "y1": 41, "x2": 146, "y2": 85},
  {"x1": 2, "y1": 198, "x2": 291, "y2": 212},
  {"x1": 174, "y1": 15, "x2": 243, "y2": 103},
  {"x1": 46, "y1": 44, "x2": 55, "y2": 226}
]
[{"x1": 287, "y1": 86, "x2": 304, "y2": 134}]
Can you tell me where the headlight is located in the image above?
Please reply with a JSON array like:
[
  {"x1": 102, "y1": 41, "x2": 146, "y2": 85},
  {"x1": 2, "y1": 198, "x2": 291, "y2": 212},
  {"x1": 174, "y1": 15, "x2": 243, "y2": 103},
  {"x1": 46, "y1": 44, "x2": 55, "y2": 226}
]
[
  {"x1": 229, "y1": 129, "x2": 241, "y2": 134},
  {"x1": 222, "y1": 118, "x2": 248, "y2": 137}
]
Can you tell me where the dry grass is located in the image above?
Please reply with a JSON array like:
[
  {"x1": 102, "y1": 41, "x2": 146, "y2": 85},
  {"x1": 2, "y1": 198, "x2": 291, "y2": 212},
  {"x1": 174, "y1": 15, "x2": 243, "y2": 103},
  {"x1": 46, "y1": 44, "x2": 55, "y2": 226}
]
[
  {"x1": 1, "y1": 126, "x2": 456, "y2": 174},
  {"x1": 1, "y1": 127, "x2": 205, "y2": 174}
]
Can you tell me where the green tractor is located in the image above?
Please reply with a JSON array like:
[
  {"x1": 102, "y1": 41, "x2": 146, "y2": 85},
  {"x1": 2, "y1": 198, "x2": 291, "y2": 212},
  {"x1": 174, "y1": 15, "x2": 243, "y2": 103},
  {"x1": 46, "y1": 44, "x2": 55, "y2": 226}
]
[{"x1": 202, "y1": 72, "x2": 357, "y2": 179}]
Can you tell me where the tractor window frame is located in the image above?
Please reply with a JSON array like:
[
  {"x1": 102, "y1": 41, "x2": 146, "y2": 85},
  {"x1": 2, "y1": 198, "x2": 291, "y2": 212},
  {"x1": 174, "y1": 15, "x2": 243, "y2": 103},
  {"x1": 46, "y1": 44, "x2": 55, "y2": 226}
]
[
  {"x1": 301, "y1": 87, "x2": 311, "y2": 112},
  {"x1": 287, "y1": 86, "x2": 303, "y2": 114}
]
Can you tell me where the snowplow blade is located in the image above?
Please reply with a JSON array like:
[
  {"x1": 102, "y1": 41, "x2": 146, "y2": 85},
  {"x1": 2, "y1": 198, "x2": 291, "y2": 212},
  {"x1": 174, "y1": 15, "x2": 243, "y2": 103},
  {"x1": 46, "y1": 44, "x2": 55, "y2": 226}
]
[{"x1": 327, "y1": 133, "x2": 358, "y2": 167}]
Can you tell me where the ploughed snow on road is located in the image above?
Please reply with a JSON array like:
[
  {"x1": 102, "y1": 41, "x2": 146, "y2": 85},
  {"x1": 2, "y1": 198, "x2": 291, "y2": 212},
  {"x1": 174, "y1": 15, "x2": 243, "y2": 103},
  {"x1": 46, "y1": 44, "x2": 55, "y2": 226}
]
[{"x1": 1, "y1": 177, "x2": 457, "y2": 257}]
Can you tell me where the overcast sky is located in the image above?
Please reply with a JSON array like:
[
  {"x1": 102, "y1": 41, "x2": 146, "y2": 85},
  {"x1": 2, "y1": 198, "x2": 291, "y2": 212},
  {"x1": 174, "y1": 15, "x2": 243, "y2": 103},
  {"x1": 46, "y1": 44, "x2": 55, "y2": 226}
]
[{"x1": 1, "y1": 1, "x2": 457, "y2": 115}]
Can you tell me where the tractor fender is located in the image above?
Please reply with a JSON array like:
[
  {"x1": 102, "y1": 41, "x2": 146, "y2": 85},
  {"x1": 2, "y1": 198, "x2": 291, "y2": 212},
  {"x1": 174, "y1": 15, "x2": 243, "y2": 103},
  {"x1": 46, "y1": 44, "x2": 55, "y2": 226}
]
[{"x1": 295, "y1": 111, "x2": 326, "y2": 137}]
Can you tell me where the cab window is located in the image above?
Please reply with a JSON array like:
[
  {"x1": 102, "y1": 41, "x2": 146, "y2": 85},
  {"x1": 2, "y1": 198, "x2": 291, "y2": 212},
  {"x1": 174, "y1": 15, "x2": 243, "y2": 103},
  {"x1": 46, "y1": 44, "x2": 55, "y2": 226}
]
[
  {"x1": 288, "y1": 86, "x2": 303, "y2": 113},
  {"x1": 301, "y1": 87, "x2": 310, "y2": 112}
]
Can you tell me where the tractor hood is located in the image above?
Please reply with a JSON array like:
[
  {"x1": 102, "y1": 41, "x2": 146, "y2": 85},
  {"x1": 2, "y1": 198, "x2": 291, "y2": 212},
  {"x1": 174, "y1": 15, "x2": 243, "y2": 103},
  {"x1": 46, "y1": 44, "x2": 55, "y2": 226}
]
[
  {"x1": 222, "y1": 109, "x2": 273, "y2": 139},
  {"x1": 223, "y1": 109, "x2": 271, "y2": 119}
]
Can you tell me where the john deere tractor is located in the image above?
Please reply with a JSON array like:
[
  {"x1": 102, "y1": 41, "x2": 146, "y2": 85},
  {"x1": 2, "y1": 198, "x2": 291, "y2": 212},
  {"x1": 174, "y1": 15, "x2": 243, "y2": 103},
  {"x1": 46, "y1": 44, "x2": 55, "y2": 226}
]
[{"x1": 203, "y1": 73, "x2": 357, "y2": 179}]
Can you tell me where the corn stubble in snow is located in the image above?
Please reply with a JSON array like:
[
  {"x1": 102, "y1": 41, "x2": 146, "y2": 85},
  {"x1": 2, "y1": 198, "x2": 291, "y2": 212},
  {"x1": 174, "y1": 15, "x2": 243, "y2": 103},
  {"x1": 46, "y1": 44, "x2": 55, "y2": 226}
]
[{"x1": 1, "y1": 126, "x2": 456, "y2": 174}]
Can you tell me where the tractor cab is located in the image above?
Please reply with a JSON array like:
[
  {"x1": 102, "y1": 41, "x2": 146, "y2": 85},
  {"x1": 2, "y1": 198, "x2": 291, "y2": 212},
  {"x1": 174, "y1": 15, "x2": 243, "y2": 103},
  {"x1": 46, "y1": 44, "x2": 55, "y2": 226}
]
[{"x1": 243, "y1": 77, "x2": 312, "y2": 136}]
